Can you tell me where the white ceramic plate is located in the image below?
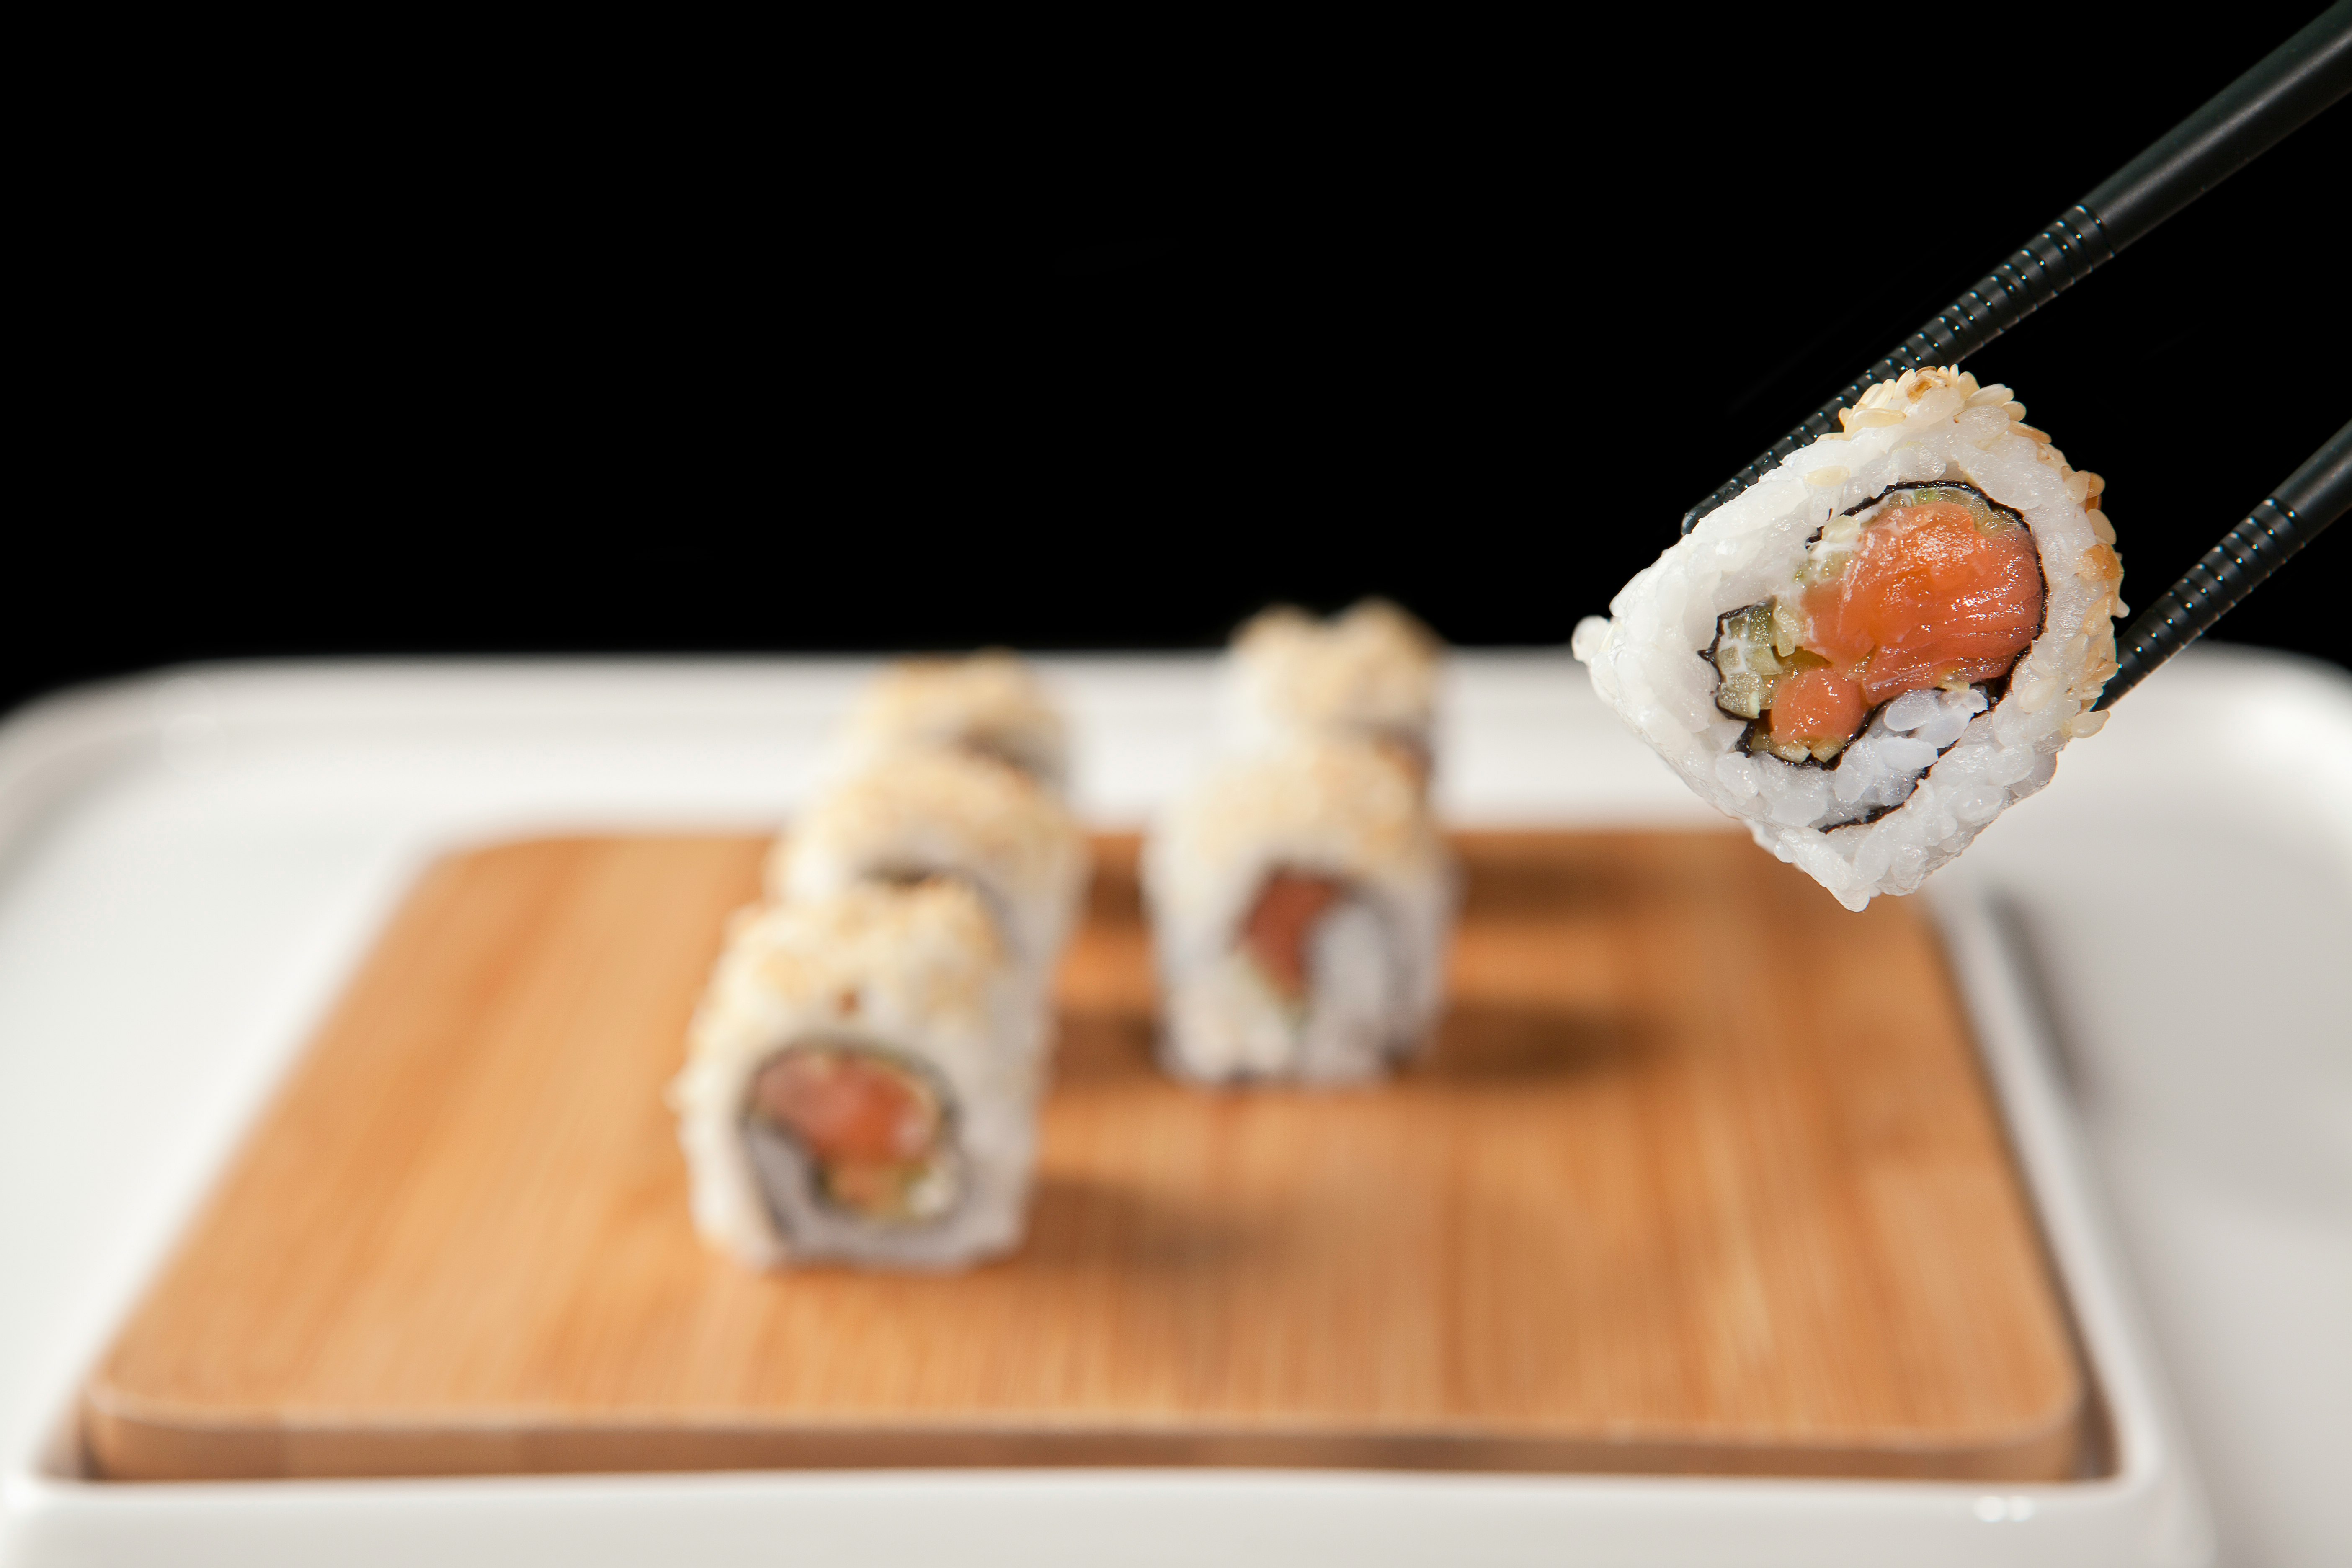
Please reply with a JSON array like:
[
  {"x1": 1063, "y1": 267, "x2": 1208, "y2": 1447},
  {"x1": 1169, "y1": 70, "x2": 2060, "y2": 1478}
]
[{"x1": 2, "y1": 647, "x2": 2343, "y2": 1565}]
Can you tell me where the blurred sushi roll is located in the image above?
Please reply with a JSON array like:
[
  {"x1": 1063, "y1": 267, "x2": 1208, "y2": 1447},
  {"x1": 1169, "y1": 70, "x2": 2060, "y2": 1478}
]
[
  {"x1": 766, "y1": 749, "x2": 1089, "y2": 995},
  {"x1": 1228, "y1": 600, "x2": 1444, "y2": 789},
  {"x1": 1574, "y1": 366, "x2": 2126, "y2": 911},
  {"x1": 1145, "y1": 739, "x2": 1456, "y2": 1083},
  {"x1": 839, "y1": 652, "x2": 1070, "y2": 794},
  {"x1": 671, "y1": 880, "x2": 1046, "y2": 1270}
]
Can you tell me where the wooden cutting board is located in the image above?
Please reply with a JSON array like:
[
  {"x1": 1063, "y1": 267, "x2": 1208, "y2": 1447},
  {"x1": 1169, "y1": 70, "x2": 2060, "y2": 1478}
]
[{"x1": 83, "y1": 831, "x2": 2087, "y2": 1481}]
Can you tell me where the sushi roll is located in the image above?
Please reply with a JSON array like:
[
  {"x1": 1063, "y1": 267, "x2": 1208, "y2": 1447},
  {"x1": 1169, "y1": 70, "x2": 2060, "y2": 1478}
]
[
  {"x1": 767, "y1": 749, "x2": 1089, "y2": 993},
  {"x1": 1145, "y1": 738, "x2": 1456, "y2": 1083},
  {"x1": 839, "y1": 652, "x2": 1070, "y2": 794},
  {"x1": 1573, "y1": 366, "x2": 2126, "y2": 911},
  {"x1": 1228, "y1": 599, "x2": 1444, "y2": 789},
  {"x1": 670, "y1": 879, "x2": 1046, "y2": 1270}
]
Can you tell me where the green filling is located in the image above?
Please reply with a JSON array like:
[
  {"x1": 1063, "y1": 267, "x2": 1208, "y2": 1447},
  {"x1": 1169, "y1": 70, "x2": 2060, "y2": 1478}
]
[{"x1": 1713, "y1": 601, "x2": 1825, "y2": 722}]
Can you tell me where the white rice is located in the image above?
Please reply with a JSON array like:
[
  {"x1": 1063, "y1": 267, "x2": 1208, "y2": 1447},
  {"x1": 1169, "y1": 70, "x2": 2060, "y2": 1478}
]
[{"x1": 1573, "y1": 367, "x2": 2126, "y2": 910}]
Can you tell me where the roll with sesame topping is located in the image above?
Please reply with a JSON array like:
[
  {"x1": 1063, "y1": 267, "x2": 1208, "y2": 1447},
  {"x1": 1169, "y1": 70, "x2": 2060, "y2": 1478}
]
[
  {"x1": 669, "y1": 880, "x2": 1046, "y2": 1270},
  {"x1": 767, "y1": 748, "x2": 1089, "y2": 995},
  {"x1": 1574, "y1": 367, "x2": 2125, "y2": 910},
  {"x1": 1228, "y1": 599, "x2": 1445, "y2": 792},
  {"x1": 838, "y1": 652, "x2": 1071, "y2": 794},
  {"x1": 1145, "y1": 738, "x2": 1457, "y2": 1083}
]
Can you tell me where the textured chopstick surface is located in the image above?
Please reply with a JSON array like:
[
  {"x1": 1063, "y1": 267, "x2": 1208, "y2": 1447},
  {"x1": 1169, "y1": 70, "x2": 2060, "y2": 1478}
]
[
  {"x1": 1681, "y1": 2, "x2": 2352, "y2": 535},
  {"x1": 2101, "y1": 419, "x2": 2352, "y2": 707}
]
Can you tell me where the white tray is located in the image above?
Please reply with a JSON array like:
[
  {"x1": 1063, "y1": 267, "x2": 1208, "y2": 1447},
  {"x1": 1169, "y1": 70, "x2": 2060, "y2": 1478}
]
[{"x1": 1, "y1": 648, "x2": 2342, "y2": 1566}]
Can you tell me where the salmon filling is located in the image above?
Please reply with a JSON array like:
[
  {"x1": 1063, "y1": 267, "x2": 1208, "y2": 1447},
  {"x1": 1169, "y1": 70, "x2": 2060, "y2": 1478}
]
[
  {"x1": 1240, "y1": 869, "x2": 1345, "y2": 1003},
  {"x1": 1712, "y1": 485, "x2": 2044, "y2": 763},
  {"x1": 749, "y1": 1045, "x2": 950, "y2": 1220},
  {"x1": 1767, "y1": 665, "x2": 1870, "y2": 755}
]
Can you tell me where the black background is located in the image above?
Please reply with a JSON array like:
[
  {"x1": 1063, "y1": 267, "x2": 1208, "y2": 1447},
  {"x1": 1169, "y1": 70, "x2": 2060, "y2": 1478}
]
[{"x1": 18, "y1": 6, "x2": 2348, "y2": 718}]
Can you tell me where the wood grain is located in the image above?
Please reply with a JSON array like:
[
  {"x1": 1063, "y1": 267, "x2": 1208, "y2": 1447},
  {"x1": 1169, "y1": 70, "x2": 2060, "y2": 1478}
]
[{"x1": 83, "y1": 832, "x2": 2086, "y2": 1481}]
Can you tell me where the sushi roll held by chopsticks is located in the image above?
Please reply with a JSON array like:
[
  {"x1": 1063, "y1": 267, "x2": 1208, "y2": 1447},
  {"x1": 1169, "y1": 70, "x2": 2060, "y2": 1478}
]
[
  {"x1": 1145, "y1": 738, "x2": 1456, "y2": 1084},
  {"x1": 671, "y1": 879, "x2": 1048, "y2": 1271},
  {"x1": 1228, "y1": 600, "x2": 1444, "y2": 789},
  {"x1": 1575, "y1": 366, "x2": 2125, "y2": 911}
]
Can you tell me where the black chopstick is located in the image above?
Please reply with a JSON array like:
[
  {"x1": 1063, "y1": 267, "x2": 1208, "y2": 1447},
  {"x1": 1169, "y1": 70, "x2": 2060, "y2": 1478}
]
[
  {"x1": 1679, "y1": 0, "x2": 2352, "y2": 536},
  {"x1": 2097, "y1": 420, "x2": 2352, "y2": 708}
]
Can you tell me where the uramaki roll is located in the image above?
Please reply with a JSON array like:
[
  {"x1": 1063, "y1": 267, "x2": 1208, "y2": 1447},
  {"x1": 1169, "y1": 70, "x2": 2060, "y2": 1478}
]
[
  {"x1": 670, "y1": 880, "x2": 1044, "y2": 1270},
  {"x1": 1144, "y1": 739, "x2": 1455, "y2": 1083},
  {"x1": 766, "y1": 749, "x2": 1088, "y2": 994},
  {"x1": 1228, "y1": 599, "x2": 1444, "y2": 789},
  {"x1": 839, "y1": 652, "x2": 1070, "y2": 794},
  {"x1": 1573, "y1": 366, "x2": 2125, "y2": 910}
]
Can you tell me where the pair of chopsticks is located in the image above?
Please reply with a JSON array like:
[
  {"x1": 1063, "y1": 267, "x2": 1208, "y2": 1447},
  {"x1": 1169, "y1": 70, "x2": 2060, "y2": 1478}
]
[{"x1": 1680, "y1": 1, "x2": 2352, "y2": 705}]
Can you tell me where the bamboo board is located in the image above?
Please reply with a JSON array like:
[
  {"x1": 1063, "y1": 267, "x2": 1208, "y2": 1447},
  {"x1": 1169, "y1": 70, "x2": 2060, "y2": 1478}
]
[{"x1": 83, "y1": 832, "x2": 2086, "y2": 1481}]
